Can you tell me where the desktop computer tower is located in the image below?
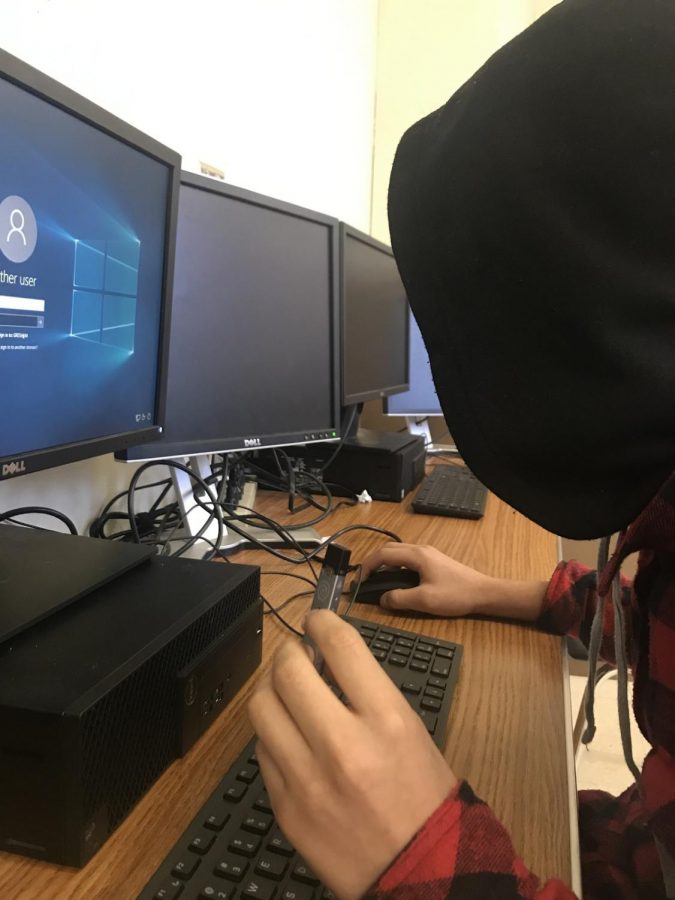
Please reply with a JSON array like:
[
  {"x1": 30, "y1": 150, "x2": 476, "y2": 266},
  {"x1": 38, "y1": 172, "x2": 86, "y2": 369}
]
[
  {"x1": 258, "y1": 429, "x2": 426, "y2": 502},
  {"x1": 0, "y1": 553, "x2": 261, "y2": 867}
]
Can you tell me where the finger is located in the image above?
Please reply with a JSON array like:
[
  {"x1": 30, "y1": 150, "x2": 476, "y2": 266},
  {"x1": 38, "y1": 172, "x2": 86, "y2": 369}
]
[
  {"x1": 255, "y1": 738, "x2": 287, "y2": 799},
  {"x1": 360, "y1": 543, "x2": 425, "y2": 580},
  {"x1": 248, "y1": 669, "x2": 315, "y2": 781},
  {"x1": 304, "y1": 610, "x2": 404, "y2": 717},
  {"x1": 268, "y1": 638, "x2": 353, "y2": 750},
  {"x1": 381, "y1": 585, "x2": 427, "y2": 610}
]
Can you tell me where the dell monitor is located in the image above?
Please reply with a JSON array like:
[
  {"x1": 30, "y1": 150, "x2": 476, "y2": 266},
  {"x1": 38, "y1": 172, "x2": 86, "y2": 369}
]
[
  {"x1": 119, "y1": 173, "x2": 341, "y2": 550},
  {"x1": 0, "y1": 49, "x2": 180, "y2": 640},
  {"x1": 340, "y1": 224, "x2": 409, "y2": 422},
  {"x1": 0, "y1": 50, "x2": 179, "y2": 481},
  {"x1": 385, "y1": 310, "x2": 456, "y2": 452}
]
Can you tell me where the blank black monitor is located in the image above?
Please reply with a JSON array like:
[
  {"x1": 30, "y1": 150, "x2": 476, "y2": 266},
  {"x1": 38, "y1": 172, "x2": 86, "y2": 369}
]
[
  {"x1": 385, "y1": 309, "x2": 443, "y2": 417},
  {"x1": 0, "y1": 49, "x2": 179, "y2": 481},
  {"x1": 121, "y1": 173, "x2": 341, "y2": 463},
  {"x1": 340, "y1": 224, "x2": 409, "y2": 406}
]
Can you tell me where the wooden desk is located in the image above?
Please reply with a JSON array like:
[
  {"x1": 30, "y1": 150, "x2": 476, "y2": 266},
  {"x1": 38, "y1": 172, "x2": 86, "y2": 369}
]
[{"x1": 0, "y1": 487, "x2": 573, "y2": 899}]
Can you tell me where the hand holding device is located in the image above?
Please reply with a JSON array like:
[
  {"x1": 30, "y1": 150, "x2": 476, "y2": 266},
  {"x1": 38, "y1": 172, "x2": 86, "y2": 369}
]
[
  {"x1": 359, "y1": 542, "x2": 548, "y2": 621},
  {"x1": 304, "y1": 542, "x2": 351, "y2": 674},
  {"x1": 248, "y1": 610, "x2": 457, "y2": 899}
]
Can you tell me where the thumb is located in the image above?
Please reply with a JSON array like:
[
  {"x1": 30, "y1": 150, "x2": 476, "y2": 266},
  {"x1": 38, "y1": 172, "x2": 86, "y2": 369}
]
[{"x1": 381, "y1": 587, "x2": 423, "y2": 610}]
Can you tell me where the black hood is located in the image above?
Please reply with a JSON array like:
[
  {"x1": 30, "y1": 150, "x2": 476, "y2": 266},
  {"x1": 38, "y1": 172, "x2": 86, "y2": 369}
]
[{"x1": 388, "y1": 0, "x2": 675, "y2": 539}]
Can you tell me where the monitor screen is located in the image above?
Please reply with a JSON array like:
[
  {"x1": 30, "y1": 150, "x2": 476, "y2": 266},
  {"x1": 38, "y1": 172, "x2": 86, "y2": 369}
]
[
  {"x1": 0, "y1": 51, "x2": 179, "y2": 480},
  {"x1": 384, "y1": 309, "x2": 443, "y2": 416},
  {"x1": 341, "y1": 224, "x2": 409, "y2": 406},
  {"x1": 121, "y1": 173, "x2": 340, "y2": 462}
]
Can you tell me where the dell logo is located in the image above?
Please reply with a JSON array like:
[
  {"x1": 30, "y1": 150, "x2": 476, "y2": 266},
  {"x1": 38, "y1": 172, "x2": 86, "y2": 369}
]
[
  {"x1": 2, "y1": 459, "x2": 26, "y2": 477},
  {"x1": 244, "y1": 438, "x2": 261, "y2": 448}
]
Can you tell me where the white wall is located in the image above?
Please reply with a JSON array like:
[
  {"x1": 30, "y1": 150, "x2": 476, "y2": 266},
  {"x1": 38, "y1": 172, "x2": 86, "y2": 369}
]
[{"x1": 1, "y1": 0, "x2": 378, "y2": 533}]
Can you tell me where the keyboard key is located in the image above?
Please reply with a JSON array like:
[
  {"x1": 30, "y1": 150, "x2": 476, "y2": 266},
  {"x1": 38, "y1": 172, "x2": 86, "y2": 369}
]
[
  {"x1": 172, "y1": 857, "x2": 201, "y2": 880},
  {"x1": 410, "y1": 660, "x2": 429, "y2": 673},
  {"x1": 214, "y1": 858, "x2": 249, "y2": 881},
  {"x1": 395, "y1": 638, "x2": 414, "y2": 649},
  {"x1": 388, "y1": 654, "x2": 407, "y2": 667},
  {"x1": 204, "y1": 810, "x2": 231, "y2": 831},
  {"x1": 282, "y1": 886, "x2": 314, "y2": 900},
  {"x1": 413, "y1": 651, "x2": 432, "y2": 662},
  {"x1": 401, "y1": 681, "x2": 421, "y2": 695},
  {"x1": 255, "y1": 854, "x2": 289, "y2": 880},
  {"x1": 253, "y1": 791, "x2": 273, "y2": 813},
  {"x1": 243, "y1": 813, "x2": 273, "y2": 835},
  {"x1": 371, "y1": 640, "x2": 391, "y2": 652},
  {"x1": 223, "y1": 782, "x2": 248, "y2": 802},
  {"x1": 241, "y1": 878, "x2": 277, "y2": 900},
  {"x1": 431, "y1": 661, "x2": 451, "y2": 678},
  {"x1": 421, "y1": 697, "x2": 442, "y2": 712},
  {"x1": 427, "y1": 676, "x2": 446, "y2": 689},
  {"x1": 436, "y1": 647, "x2": 454, "y2": 659},
  {"x1": 199, "y1": 885, "x2": 234, "y2": 900},
  {"x1": 292, "y1": 862, "x2": 320, "y2": 885},
  {"x1": 375, "y1": 633, "x2": 394, "y2": 643},
  {"x1": 424, "y1": 686, "x2": 444, "y2": 700},
  {"x1": 371, "y1": 649, "x2": 387, "y2": 661},
  {"x1": 267, "y1": 829, "x2": 294, "y2": 856},
  {"x1": 237, "y1": 767, "x2": 258, "y2": 784},
  {"x1": 229, "y1": 833, "x2": 261, "y2": 857},
  {"x1": 154, "y1": 880, "x2": 184, "y2": 899},
  {"x1": 189, "y1": 829, "x2": 216, "y2": 854}
]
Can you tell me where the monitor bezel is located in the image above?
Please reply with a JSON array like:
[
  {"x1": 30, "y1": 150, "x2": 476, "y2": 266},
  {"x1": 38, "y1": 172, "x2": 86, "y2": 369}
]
[
  {"x1": 339, "y1": 222, "x2": 410, "y2": 406},
  {"x1": 0, "y1": 49, "x2": 180, "y2": 481},
  {"x1": 119, "y1": 171, "x2": 342, "y2": 463}
]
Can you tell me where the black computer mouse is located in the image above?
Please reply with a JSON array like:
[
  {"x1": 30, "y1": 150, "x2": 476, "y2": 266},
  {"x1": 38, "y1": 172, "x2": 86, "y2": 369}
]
[{"x1": 351, "y1": 566, "x2": 421, "y2": 605}]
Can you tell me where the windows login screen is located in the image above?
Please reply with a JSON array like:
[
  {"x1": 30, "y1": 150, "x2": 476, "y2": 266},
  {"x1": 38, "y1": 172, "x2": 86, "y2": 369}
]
[{"x1": 0, "y1": 74, "x2": 170, "y2": 459}]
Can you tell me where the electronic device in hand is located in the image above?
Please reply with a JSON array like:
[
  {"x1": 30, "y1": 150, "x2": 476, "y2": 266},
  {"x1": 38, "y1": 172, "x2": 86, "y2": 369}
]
[{"x1": 305, "y1": 542, "x2": 351, "y2": 674}]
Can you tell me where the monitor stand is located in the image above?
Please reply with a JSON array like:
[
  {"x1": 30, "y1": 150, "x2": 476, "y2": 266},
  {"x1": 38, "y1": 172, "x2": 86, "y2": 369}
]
[
  {"x1": 404, "y1": 417, "x2": 459, "y2": 456},
  {"x1": 170, "y1": 456, "x2": 323, "y2": 558}
]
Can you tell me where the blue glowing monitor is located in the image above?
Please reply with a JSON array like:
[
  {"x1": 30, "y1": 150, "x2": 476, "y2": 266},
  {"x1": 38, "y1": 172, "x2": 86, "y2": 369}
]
[
  {"x1": 0, "y1": 49, "x2": 179, "y2": 480},
  {"x1": 384, "y1": 309, "x2": 442, "y2": 417}
]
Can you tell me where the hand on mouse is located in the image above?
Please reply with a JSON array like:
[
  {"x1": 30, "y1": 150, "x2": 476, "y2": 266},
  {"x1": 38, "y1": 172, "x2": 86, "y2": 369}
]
[
  {"x1": 248, "y1": 610, "x2": 457, "y2": 899},
  {"x1": 359, "y1": 542, "x2": 548, "y2": 620}
]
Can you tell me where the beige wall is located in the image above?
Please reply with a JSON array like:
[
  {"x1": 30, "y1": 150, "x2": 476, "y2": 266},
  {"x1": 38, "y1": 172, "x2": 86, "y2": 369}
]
[{"x1": 371, "y1": 0, "x2": 543, "y2": 242}]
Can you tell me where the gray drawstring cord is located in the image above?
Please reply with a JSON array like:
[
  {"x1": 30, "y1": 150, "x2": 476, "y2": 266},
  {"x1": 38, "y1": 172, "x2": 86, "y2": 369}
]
[
  {"x1": 580, "y1": 533, "x2": 640, "y2": 781},
  {"x1": 580, "y1": 535, "x2": 610, "y2": 746},
  {"x1": 612, "y1": 566, "x2": 641, "y2": 781}
]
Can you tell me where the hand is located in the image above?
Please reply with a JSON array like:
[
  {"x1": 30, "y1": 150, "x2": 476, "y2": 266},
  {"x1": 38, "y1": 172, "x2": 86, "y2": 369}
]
[
  {"x1": 248, "y1": 610, "x2": 457, "y2": 899},
  {"x1": 358, "y1": 543, "x2": 548, "y2": 621},
  {"x1": 358, "y1": 542, "x2": 497, "y2": 616}
]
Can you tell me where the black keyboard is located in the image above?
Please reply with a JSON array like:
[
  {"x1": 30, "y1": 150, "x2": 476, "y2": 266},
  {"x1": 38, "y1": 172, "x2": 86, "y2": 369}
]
[
  {"x1": 412, "y1": 464, "x2": 487, "y2": 519},
  {"x1": 138, "y1": 616, "x2": 462, "y2": 900}
]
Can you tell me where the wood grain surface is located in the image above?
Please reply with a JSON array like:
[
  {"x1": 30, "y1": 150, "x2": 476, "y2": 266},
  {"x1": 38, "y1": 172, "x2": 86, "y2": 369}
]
[{"x1": 0, "y1": 478, "x2": 569, "y2": 899}]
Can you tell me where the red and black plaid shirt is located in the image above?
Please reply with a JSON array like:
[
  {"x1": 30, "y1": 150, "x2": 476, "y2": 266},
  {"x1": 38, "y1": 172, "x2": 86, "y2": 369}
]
[{"x1": 367, "y1": 472, "x2": 675, "y2": 899}]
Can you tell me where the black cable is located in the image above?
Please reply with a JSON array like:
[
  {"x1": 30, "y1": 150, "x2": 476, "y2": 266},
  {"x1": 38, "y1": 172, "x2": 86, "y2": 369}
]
[
  {"x1": 0, "y1": 506, "x2": 78, "y2": 535},
  {"x1": 127, "y1": 460, "x2": 224, "y2": 558},
  {"x1": 260, "y1": 591, "x2": 304, "y2": 637},
  {"x1": 343, "y1": 563, "x2": 364, "y2": 617},
  {"x1": 261, "y1": 570, "x2": 318, "y2": 588},
  {"x1": 319, "y1": 405, "x2": 358, "y2": 473},
  {"x1": 89, "y1": 476, "x2": 176, "y2": 539},
  {"x1": 263, "y1": 589, "x2": 313, "y2": 617}
]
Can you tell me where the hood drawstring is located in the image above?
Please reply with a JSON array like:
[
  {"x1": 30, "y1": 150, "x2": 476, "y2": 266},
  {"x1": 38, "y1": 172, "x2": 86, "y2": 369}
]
[{"x1": 581, "y1": 534, "x2": 640, "y2": 782}]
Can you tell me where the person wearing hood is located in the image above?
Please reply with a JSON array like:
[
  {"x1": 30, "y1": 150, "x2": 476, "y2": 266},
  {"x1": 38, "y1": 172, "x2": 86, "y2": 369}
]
[{"x1": 248, "y1": 1, "x2": 675, "y2": 897}]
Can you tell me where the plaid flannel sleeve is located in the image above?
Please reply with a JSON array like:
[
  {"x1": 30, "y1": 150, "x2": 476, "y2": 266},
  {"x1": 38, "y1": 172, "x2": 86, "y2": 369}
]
[
  {"x1": 365, "y1": 781, "x2": 577, "y2": 900},
  {"x1": 536, "y1": 560, "x2": 635, "y2": 666}
]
